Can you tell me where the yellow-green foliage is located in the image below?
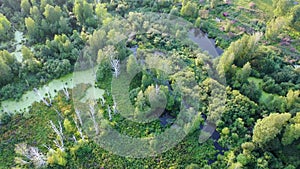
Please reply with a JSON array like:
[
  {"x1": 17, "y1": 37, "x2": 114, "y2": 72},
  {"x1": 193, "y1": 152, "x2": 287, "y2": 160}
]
[
  {"x1": 282, "y1": 113, "x2": 300, "y2": 145},
  {"x1": 0, "y1": 13, "x2": 11, "y2": 40},
  {"x1": 64, "y1": 118, "x2": 75, "y2": 133},
  {"x1": 253, "y1": 113, "x2": 291, "y2": 146},
  {"x1": 47, "y1": 149, "x2": 67, "y2": 166}
]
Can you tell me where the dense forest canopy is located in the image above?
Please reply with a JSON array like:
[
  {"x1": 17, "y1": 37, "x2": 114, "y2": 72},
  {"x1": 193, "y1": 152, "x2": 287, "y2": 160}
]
[{"x1": 0, "y1": 0, "x2": 300, "y2": 168}]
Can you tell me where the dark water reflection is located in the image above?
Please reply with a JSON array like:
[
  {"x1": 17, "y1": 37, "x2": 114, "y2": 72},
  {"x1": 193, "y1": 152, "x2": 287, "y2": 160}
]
[{"x1": 188, "y1": 28, "x2": 223, "y2": 57}]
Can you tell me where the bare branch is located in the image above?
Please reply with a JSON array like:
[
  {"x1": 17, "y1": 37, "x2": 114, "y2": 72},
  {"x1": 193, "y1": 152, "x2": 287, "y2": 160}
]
[
  {"x1": 62, "y1": 85, "x2": 70, "y2": 100},
  {"x1": 100, "y1": 97, "x2": 105, "y2": 107},
  {"x1": 89, "y1": 103, "x2": 99, "y2": 135},
  {"x1": 34, "y1": 88, "x2": 51, "y2": 107},
  {"x1": 49, "y1": 120, "x2": 64, "y2": 150},
  {"x1": 72, "y1": 135, "x2": 77, "y2": 143},
  {"x1": 75, "y1": 109, "x2": 83, "y2": 126},
  {"x1": 73, "y1": 117, "x2": 85, "y2": 141},
  {"x1": 29, "y1": 147, "x2": 46, "y2": 168},
  {"x1": 107, "y1": 105, "x2": 112, "y2": 121},
  {"x1": 110, "y1": 58, "x2": 120, "y2": 78},
  {"x1": 112, "y1": 96, "x2": 118, "y2": 114},
  {"x1": 15, "y1": 143, "x2": 46, "y2": 168},
  {"x1": 155, "y1": 83, "x2": 160, "y2": 94},
  {"x1": 54, "y1": 108, "x2": 63, "y2": 119}
]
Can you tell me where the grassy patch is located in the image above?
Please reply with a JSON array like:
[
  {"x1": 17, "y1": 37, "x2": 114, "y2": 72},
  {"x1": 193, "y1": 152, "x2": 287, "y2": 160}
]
[
  {"x1": 248, "y1": 77, "x2": 281, "y2": 104},
  {"x1": 233, "y1": 0, "x2": 274, "y2": 16}
]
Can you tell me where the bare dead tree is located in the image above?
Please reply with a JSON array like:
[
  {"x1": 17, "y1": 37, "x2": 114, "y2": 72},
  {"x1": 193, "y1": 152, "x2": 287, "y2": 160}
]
[
  {"x1": 110, "y1": 58, "x2": 120, "y2": 78},
  {"x1": 15, "y1": 143, "x2": 46, "y2": 168},
  {"x1": 25, "y1": 79, "x2": 30, "y2": 88},
  {"x1": 49, "y1": 120, "x2": 64, "y2": 151},
  {"x1": 100, "y1": 97, "x2": 105, "y2": 107},
  {"x1": 89, "y1": 103, "x2": 99, "y2": 135},
  {"x1": 53, "y1": 108, "x2": 63, "y2": 119},
  {"x1": 43, "y1": 144, "x2": 51, "y2": 151},
  {"x1": 29, "y1": 147, "x2": 47, "y2": 168},
  {"x1": 73, "y1": 117, "x2": 85, "y2": 141},
  {"x1": 107, "y1": 105, "x2": 112, "y2": 121},
  {"x1": 34, "y1": 88, "x2": 51, "y2": 107},
  {"x1": 75, "y1": 109, "x2": 83, "y2": 126},
  {"x1": 72, "y1": 135, "x2": 77, "y2": 143},
  {"x1": 103, "y1": 45, "x2": 120, "y2": 78},
  {"x1": 112, "y1": 96, "x2": 118, "y2": 114},
  {"x1": 155, "y1": 83, "x2": 160, "y2": 94},
  {"x1": 62, "y1": 85, "x2": 70, "y2": 100}
]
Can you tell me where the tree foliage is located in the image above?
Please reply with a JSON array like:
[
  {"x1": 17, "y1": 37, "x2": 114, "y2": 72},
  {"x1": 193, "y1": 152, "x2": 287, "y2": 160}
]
[
  {"x1": 25, "y1": 17, "x2": 38, "y2": 40},
  {"x1": 180, "y1": 2, "x2": 197, "y2": 18},
  {"x1": 273, "y1": 0, "x2": 293, "y2": 16},
  {"x1": 217, "y1": 33, "x2": 262, "y2": 77},
  {"x1": 253, "y1": 113, "x2": 291, "y2": 146},
  {"x1": 43, "y1": 4, "x2": 62, "y2": 24},
  {"x1": 265, "y1": 17, "x2": 287, "y2": 40},
  {"x1": 282, "y1": 113, "x2": 300, "y2": 145},
  {"x1": 0, "y1": 13, "x2": 11, "y2": 41},
  {"x1": 290, "y1": 5, "x2": 300, "y2": 31},
  {"x1": 73, "y1": 0, "x2": 96, "y2": 27}
]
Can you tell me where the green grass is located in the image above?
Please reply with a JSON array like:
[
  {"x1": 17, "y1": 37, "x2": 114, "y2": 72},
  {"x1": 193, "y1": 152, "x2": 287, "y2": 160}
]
[
  {"x1": 248, "y1": 77, "x2": 280, "y2": 104},
  {"x1": 233, "y1": 0, "x2": 274, "y2": 16}
]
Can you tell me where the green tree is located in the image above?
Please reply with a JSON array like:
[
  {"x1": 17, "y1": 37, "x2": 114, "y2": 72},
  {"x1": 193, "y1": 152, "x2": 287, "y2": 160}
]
[
  {"x1": 134, "y1": 90, "x2": 151, "y2": 120},
  {"x1": 126, "y1": 54, "x2": 140, "y2": 75},
  {"x1": 43, "y1": 59, "x2": 71, "y2": 78},
  {"x1": 282, "y1": 113, "x2": 300, "y2": 145},
  {"x1": 217, "y1": 33, "x2": 262, "y2": 77},
  {"x1": 286, "y1": 90, "x2": 300, "y2": 111},
  {"x1": 47, "y1": 149, "x2": 67, "y2": 166},
  {"x1": 21, "y1": 46, "x2": 41, "y2": 73},
  {"x1": 2, "y1": 0, "x2": 20, "y2": 11},
  {"x1": 0, "y1": 58, "x2": 13, "y2": 86},
  {"x1": 43, "y1": 4, "x2": 62, "y2": 24},
  {"x1": 144, "y1": 84, "x2": 167, "y2": 110},
  {"x1": 290, "y1": 5, "x2": 300, "y2": 31},
  {"x1": 0, "y1": 50, "x2": 15, "y2": 86},
  {"x1": 20, "y1": 0, "x2": 31, "y2": 15},
  {"x1": 73, "y1": 0, "x2": 94, "y2": 26},
  {"x1": 40, "y1": 0, "x2": 50, "y2": 11},
  {"x1": 0, "y1": 13, "x2": 11, "y2": 41},
  {"x1": 180, "y1": 2, "x2": 197, "y2": 18},
  {"x1": 95, "y1": 3, "x2": 109, "y2": 24},
  {"x1": 88, "y1": 29, "x2": 107, "y2": 58},
  {"x1": 63, "y1": 118, "x2": 75, "y2": 133},
  {"x1": 186, "y1": 163, "x2": 200, "y2": 169},
  {"x1": 43, "y1": 34, "x2": 77, "y2": 63},
  {"x1": 253, "y1": 113, "x2": 291, "y2": 146},
  {"x1": 58, "y1": 17, "x2": 71, "y2": 34},
  {"x1": 0, "y1": 50, "x2": 15, "y2": 66},
  {"x1": 210, "y1": 0, "x2": 219, "y2": 8},
  {"x1": 240, "y1": 62, "x2": 252, "y2": 83},
  {"x1": 25, "y1": 17, "x2": 38, "y2": 40},
  {"x1": 241, "y1": 142, "x2": 255, "y2": 155},
  {"x1": 30, "y1": 6, "x2": 42, "y2": 22},
  {"x1": 265, "y1": 17, "x2": 287, "y2": 40},
  {"x1": 273, "y1": 0, "x2": 293, "y2": 16}
]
